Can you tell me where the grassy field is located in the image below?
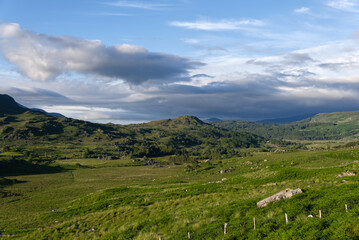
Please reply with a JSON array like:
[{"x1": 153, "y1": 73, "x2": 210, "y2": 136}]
[{"x1": 1, "y1": 147, "x2": 359, "y2": 239}]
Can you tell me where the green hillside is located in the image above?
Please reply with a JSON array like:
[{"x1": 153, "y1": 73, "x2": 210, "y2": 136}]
[
  {"x1": 213, "y1": 111, "x2": 359, "y2": 141},
  {"x1": 2, "y1": 95, "x2": 359, "y2": 239},
  {"x1": 1, "y1": 146, "x2": 359, "y2": 239},
  {"x1": 0, "y1": 107, "x2": 266, "y2": 164}
]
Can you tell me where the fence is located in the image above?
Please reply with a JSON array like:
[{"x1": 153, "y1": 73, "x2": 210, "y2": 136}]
[{"x1": 157, "y1": 202, "x2": 359, "y2": 239}]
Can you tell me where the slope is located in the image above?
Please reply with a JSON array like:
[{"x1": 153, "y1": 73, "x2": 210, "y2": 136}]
[
  {"x1": 0, "y1": 94, "x2": 28, "y2": 114},
  {"x1": 213, "y1": 111, "x2": 359, "y2": 141},
  {"x1": 0, "y1": 95, "x2": 266, "y2": 163}
]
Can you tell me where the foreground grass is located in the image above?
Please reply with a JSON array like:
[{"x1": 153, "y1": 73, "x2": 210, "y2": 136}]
[{"x1": 1, "y1": 148, "x2": 359, "y2": 239}]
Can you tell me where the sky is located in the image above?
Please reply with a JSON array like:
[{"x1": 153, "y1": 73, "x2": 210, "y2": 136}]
[{"x1": 1, "y1": 0, "x2": 359, "y2": 123}]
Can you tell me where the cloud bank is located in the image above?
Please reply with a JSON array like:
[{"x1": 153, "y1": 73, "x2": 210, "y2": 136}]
[
  {"x1": 327, "y1": 0, "x2": 359, "y2": 12},
  {"x1": 3, "y1": 14, "x2": 359, "y2": 123},
  {"x1": 0, "y1": 23, "x2": 202, "y2": 84}
]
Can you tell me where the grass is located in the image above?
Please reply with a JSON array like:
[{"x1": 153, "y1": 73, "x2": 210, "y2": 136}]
[{"x1": 0, "y1": 147, "x2": 359, "y2": 239}]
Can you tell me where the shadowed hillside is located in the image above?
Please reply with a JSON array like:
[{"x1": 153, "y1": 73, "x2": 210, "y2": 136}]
[
  {"x1": 213, "y1": 111, "x2": 359, "y2": 140},
  {"x1": 0, "y1": 94, "x2": 28, "y2": 114},
  {"x1": 0, "y1": 95, "x2": 267, "y2": 162}
]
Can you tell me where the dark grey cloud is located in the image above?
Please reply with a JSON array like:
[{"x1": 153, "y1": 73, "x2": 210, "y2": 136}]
[
  {"x1": 0, "y1": 23, "x2": 202, "y2": 84},
  {"x1": 207, "y1": 46, "x2": 228, "y2": 54},
  {"x1": 2, "y1": 23, "x2": 359, "y2": 123},
  {"x1": 122, "y1": 86, "x2": 359, "y2": 121},
  {"x1": 317, "y1": 61, "x2": 359, "y2": 71},
  {"x1": 191, "y1": 74, "x2": 213, "y2": 78},
  {"x1": 247, "y1": 53, "x2": 315, "y2": 68},
  {"x1": 282, "y1": 53, "x2": 315, "y2": 65},
  {"x1": 4, "y1": 71, "x2": 359, "y2": 123}
]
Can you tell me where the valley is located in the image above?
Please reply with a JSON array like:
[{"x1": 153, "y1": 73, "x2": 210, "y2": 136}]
[{"x1": 1, "y1": 95, "x2": 359, "y2": 239}]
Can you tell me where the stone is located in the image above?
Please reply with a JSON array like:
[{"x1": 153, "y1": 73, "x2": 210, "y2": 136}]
[
  {"x1": 257, "y1": 188, "x2": 303, "y2": 208},
  {"x1": 337, "y1": 171, "x2": 356, "y2": 178}
]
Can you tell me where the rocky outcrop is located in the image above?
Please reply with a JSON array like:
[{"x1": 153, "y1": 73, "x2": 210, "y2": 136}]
[
  {"x1": 337, "y1": 171, "x2": 356, "y2": 178},
  {"x1": 257, "y1": 188, "x2": 303, "y2": 208}
]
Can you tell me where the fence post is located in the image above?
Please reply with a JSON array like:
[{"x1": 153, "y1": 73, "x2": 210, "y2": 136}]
[
  {"x1": 224, "y1": 223, "x2": 227, "y2": 235},
  {"x1": 253, "y1": 217, "x2": 256, "y2": 230},
  {"x1": 345, "y1": 204, "x2": 348, "y2": 213},
  {"x1": 319, "y1": 210, "x2": 322, "y2": 219},
  {"x1": 285, "y1": 213, "x2": 288, "y2": 224}
]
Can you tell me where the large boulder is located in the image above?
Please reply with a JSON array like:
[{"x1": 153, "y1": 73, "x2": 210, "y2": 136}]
[
  {"x1": 257, "y1": 188, "x2": 303, "y2": 208},
  {"x1": 337, "y1": 171, "x2": 356, "y2": 178}
]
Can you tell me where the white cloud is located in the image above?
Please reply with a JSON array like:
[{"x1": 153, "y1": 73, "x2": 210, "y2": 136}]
[
  {"x1": 0, "y1": 23, "x2": 21, "y2": 37},
  {"x1": 104, "y1": 1, "x2": 170, "y2": 10},
  {"x1": 0, "y1": 23, "x2": 202, "y2": 84},
  {"x1": 91, "y1": 12, "x2": 134, "y2": 16},
  {"x1": 169, "y1": 18, "x2": 265, "y2": 31},
  {"x1": 327, "y1": 0, "x2": 359, "y2": 12},
  {"x1": 4, "y1": 14, "x2": 359, "y2": 122},
  {"x1": 294, "y1": 7, "x2": 310, "y2": 13}
]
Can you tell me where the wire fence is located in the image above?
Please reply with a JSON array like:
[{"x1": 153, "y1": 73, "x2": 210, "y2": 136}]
[{"x1": 157, "y1": 201, "x2": 359, "y2": 239}]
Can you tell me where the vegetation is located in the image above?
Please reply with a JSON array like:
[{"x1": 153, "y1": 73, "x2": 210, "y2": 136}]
[
  {"x1": 0, "y1": 110, "x2": 269, "y2": 162},
  {"x1": 1, "y1": 148, "x2": 359, "y2": 239},
  {"x1": 1, "y1": 94, "x2": 359, "y2": 239},
  {"x1": 213, "y1": 111, "x2": 359, "y2": 141}
]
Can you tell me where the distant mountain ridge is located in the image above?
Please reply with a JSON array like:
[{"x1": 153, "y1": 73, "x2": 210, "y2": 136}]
[
  {"x1": 213, "y1": 111, "x2": 359, "y2": 140},
  {"x1": 0, "y1": 94, "x2": 28, "y2": 114},
  {"x1": 0, "y1": 94, "x2": 65, "y2": 118},
  {"x1": 0, "y1": 94, "x2": 265, "y2": 159},
  {"x1": 31, "y1": 108, "x2": 66, "y2": 118},
  {"x1": 257, "y1": 114, "x2": 315, "y2": 124},
  {"x1": 203, "y1": 117, "x2": 222, "y2": 123}
]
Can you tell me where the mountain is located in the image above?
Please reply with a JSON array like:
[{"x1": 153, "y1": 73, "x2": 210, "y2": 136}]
[
  {"x1": 0, "y1": 95, "x2": 266, "y2": 161},
  {"x1": 213, "y1": 111, "x2": 359, "y2": 140},
  {"x1": 31, "y1": 108, "x2": 66, "y2": 118},
  {"x1": 257, "y1": 114, "x2": 315, "y2": 124},
  {"x1": 203, "y1": 117, "x2": 222, "y2": 123},
  {"x1": 0, "y1": 94, "x2": 28, "y2": 114},
  {"x1": 0, "y1": 94, "x2": 65, "y2": 117}
]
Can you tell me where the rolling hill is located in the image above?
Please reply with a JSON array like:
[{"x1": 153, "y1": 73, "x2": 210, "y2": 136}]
[
  {"x1": 1, "y1": 94, "x2": 359, "y2": 239},
  {"x1": 0, "y1": 94, "x2": 28, "y2": 114},
  {"x1": 212, "y1": 111, "x2": 359, "y2": 141},
  {"x1": 0, "y1": 94, "x2": 265, "y2": 163}
]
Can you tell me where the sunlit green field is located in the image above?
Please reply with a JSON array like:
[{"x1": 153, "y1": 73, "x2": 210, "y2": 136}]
[{"x1": 1, "y1": 148, "x2": 359, "y2": 239}]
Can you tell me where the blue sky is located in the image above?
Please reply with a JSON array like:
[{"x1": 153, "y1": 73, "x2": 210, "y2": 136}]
[{"x1": 1, "y1": 0, "x2": 359, "y2": 123}]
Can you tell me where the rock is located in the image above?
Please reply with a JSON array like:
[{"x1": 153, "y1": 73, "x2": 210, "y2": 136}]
[
  {"x1": 343, "y1": 171, "x2": 356, "y2": 176},
  {"x1": 337, "y1": 171, "x2": 356, "y2": 178},
  {"x1": 218, "y1": 169, "x2": 232, "y2": 174},
  {"x1": 257, "y1": 188, "x2": 303, "y2": 208}
]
